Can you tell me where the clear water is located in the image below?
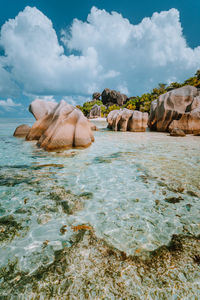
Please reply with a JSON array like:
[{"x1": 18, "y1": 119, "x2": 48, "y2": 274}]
[{"x1": 0, "y1": 118, "x2": 200, "y2": 295}]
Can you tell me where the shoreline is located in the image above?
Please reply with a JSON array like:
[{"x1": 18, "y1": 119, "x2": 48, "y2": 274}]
[{"x1": 89, "y1": 117, "x2": 107, "y2": 121}]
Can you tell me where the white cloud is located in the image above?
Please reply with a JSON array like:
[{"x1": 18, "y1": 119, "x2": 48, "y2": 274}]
[
  {"x1": 0, "y1": 98, "x2": 21, "y2": 111},
  {"x1": 0, "y1": 57, "x2": 20, "y2": 98},
  {"x1": 0, "y1": 6, "x2": 200, "y2": 101},
  {"x1": 31, "y1": 95, "x2": 57, "y2": 103},
  {"x1": 62, "y1": 95, "x2": 91, "y2": 106}
]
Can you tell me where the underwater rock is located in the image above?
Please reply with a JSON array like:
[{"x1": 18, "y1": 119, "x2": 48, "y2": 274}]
[
  {"x1": 170, "y1": 128, "x2": 186, "y2": 137},
  {"x1": 26, "y1": 100, "x2": 94, "y2": 151},
  {"x1": 165, "y1": 196, "x2": 184, "y2": 203},
  {"x1": 107, "y1": 108, "x2": 148, "y2": 132},
  {"x1": 0, "y1": 215, "x2": 24, "y2": 243},
  {"x1": 148, "y1": 85, "x2": 200, "y2": 133},
  {"x1": 2, "y1": 231, "x2": 200, "y2": 299},
  {"x1": 13, "y1": 124, "x2": 31, "y2": 138},
  {"x1": 48, "y1": 187, "x2": 90, "y2": 214}
]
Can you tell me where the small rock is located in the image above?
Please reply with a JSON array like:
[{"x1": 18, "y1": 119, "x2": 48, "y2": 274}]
[
  {"x1": 170, "y1": 128, "x2": 186, "y2": 137},
  {"x1": 37, "y1": 214, "x2": 51, "y2": 224},
  {"x1": 165, "y1": 196, "x2": 184, "y2": 204},
  {"x1": 194, "y1": 130, "x2": 200, "y2": 136},
  {"x1": 13, "y1": 124, "x2": 31, "y2": 138}
]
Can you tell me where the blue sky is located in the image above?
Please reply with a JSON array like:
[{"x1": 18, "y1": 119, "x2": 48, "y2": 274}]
[{"x1": 0, "y1": 0, "x2": 200, "y2": 117}]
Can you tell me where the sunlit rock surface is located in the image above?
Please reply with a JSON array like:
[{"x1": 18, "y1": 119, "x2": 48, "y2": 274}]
[
  {"x1": 29, "y1": 99, "x2": 57, "y2": 120},
  {"x1": 107, "y1": 108, "x2": 148, "y2": 132},
  {"x1": 13, "y1": 124, "x2": 30, "y2": 137},
  {"x1": 148, "y1": 85, "x2": 200, "y2": 133},
  {"x1": 26, "y1": 100, "x2": 94, "y2": 151}
]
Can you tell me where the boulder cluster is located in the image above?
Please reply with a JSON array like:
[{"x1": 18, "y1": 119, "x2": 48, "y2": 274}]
[
  {"x1": 148, "y1": 85, "x2": 200, "y2": 134},
  {"x1": 14, "y1": 100, "x2": 95, "y2": 151},
  {"x1": 89, "y1": 88, "x2": 128, "y2": 118},
  {"x1": 107, "y1": 109, "x2": 148, "y2": 132},
  {"x1": 14, "y1": 85, "x2": 200, "y2": 150},
  {"x1": 106, "y1": 85, "x2": 200, "y2": 134}
]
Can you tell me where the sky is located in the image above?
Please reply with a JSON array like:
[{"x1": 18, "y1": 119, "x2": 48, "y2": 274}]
[{"x1": 0, "y1": 0, "x2": 200, "y2": 117}]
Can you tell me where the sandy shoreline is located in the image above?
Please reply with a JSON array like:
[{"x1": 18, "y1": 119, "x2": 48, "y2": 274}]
[{"x1": 89, "y1": 117, "x2": 107, "y2": 121}]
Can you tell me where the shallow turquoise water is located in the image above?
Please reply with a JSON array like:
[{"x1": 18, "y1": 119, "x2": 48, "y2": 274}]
[{"x1": 0, "y1": 118, "x2": 200, "y2": 276}]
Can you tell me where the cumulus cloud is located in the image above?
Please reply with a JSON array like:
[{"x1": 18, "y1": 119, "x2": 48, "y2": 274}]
[
  {"x1": 0, "y1": 98, "x2": 21, "y2": 111},
  {"x1": 0, "y1": 57, "x2": 20, "y2": 98},
  {"x1": 0, "y1": 6, "x2": 200, "y2": 101}
]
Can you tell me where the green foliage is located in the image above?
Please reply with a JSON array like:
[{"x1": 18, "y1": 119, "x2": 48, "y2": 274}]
[
  {"x1": 77, "y1": 100, "x2": 103, "y2": 116},
  {"x1": 107, "y1": 104, "x2": 120, "y2": 113},
  {"x1": 100, "y1": 105, "x2": 107, "y2": 117}
]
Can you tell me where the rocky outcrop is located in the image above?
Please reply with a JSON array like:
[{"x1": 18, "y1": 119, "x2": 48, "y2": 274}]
[
  {"x1": 169, "y1": 107, "x2": 200, "y2": 133},
  {"x1": 148, "y1": 85, "x2": 200, "y2": 133},
  {"x1": 102, "y1": 88, "x2": 128, "y2": 106},
  {"x1": 89, "y1": 104, "x2": 101, "y2": 118},
  {"x1": 107, "y1": 109, "x2": 148, "y2": 132},
  {"x1": 13, "y1": 124, "x2": 31, "y2": 137},
  {"x1": 26, "y1": 100, "x2": 94, "y2": 151},
  {"x1": 29, "y1": 99, "x2": 57, "y2": 120},
  {"x1": 92, "y1": 92, "x2": 101, "y2": 100}
]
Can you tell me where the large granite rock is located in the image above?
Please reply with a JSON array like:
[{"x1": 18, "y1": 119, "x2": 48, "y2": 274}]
[
  {"x1": 102, "y1": 88, "x2": 128, "y2": 106},
  {"x1": 29, "y1": 99, "x2": 57, "y2": 120},
  {"x1": 13, "y1": 124, "x2": 31, "y2": 137},
  {"x1": 26, "y1": 100, "x2": 94, "y2": 151},
  {"x1": 107, "y1": 109, "x2": 148, "y2": 132},
  {"x1": 148, "y1": 86, "x2": 200, "y2": 133},
  {"x1": 169, "y1": 106, "x2": 200, "y2": 134},
  {"x1": 89, "y1": 104, "x2": 101, "y2": 118}
]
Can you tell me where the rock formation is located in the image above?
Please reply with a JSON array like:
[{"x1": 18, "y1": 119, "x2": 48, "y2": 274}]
[
  {"x1": 89, "y1": 104, "x2": 101, "y2": 118},
  {"x1": 102, "y1": 88, "x2": 128, "y2": 106},
  {"x1": 148, "y1": 85, "x2": 200, "y2": 133},
  {"x1": 92, "y1": 92, "x2": 101, "y2": 100},
  {"x1": 26, "y1": 100, "x2": 94, "y2": 151},
  {"x1": 29, "y1": 99, "x2": 57, "y2": 120},
  {"x1": 13, "y1": 124, "x2": 31, "y2": 137},
  {"x1": 107, "y1": 109, "x2": 148, "y2": 132}
]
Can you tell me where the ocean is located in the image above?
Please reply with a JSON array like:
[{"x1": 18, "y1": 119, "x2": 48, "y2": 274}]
[{"x1": 0, "y1": 118, "x2": 200, "y2": 298}]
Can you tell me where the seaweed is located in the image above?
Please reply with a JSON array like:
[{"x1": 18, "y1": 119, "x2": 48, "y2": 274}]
[
  {"x1": 1, "y1": 230, "x2": 199, "y2": 299},
  {"x1": 164, "y1": 196, "x2": 184, "y2": 204},
  {"x1": 0, "y1": 215, "x2": 26, "y2": 243}
]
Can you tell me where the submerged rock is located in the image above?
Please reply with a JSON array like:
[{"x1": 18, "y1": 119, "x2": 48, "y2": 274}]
[
  {"x1": 2, "y1": 231, "x2": 200, "y2": 299},
  {"x1": 148, "y1": 85, "x2": 200, "y2": 133},
  {"x1": 107, "y1": 108, "x2": 148, "y2": 132},
  {"x1": 26, "y1": 100, "x2": 94, "y2": 151},
  {"x1": 170, "y1": 128, "x2": 186, "y2": 137},
  {"x1": 13, "y1": 124, "x2": 31, "y2": 138}
]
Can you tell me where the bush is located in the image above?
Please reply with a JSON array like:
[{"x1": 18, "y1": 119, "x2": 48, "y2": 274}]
[{"x1": 77, "y1": 100, "x2": 103, "y2": 116}]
